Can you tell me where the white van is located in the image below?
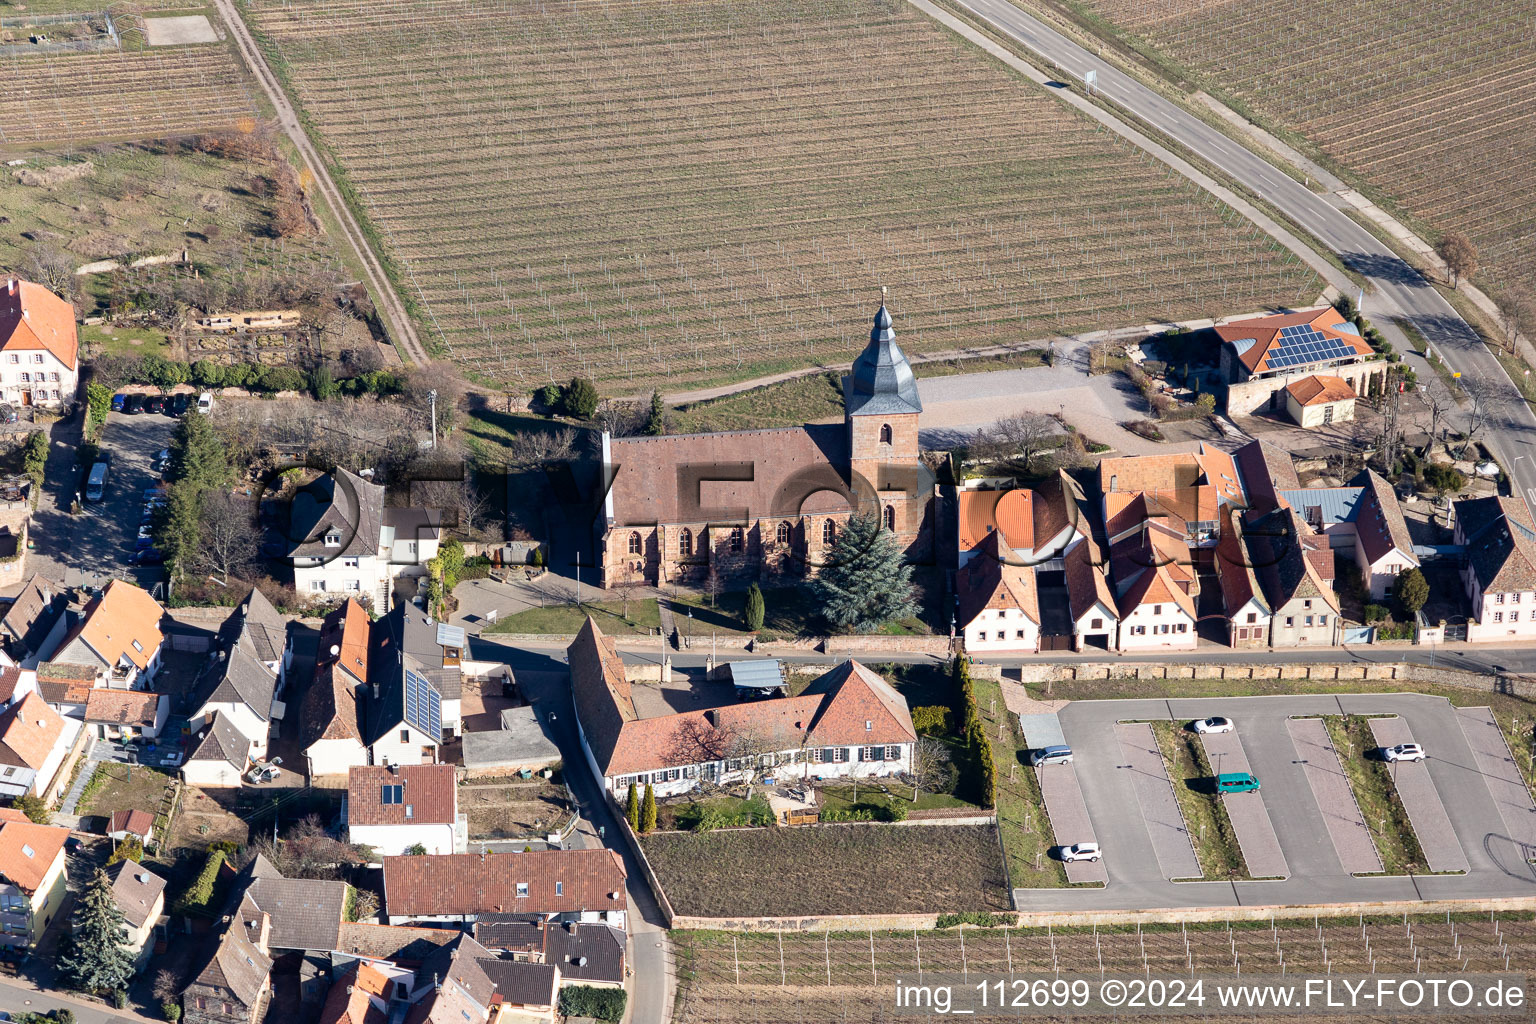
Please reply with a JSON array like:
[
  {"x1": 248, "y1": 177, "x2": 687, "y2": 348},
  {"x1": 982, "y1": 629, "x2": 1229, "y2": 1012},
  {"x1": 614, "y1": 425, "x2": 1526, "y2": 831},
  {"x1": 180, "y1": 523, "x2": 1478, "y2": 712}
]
[{"x1": 85, "y1": 461, "x2": 109, "y2": 502}]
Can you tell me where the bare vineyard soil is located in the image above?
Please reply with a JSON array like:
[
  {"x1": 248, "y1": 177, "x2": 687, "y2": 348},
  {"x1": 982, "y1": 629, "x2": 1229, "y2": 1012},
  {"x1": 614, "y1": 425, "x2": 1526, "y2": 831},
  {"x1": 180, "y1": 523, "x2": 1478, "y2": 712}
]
[
  {"x1": 246, "y1": 0, "x2": 1320, "y2": 391},
  {"x1": 639, "y1": 823, "x2": 1011, "y2": 918}
]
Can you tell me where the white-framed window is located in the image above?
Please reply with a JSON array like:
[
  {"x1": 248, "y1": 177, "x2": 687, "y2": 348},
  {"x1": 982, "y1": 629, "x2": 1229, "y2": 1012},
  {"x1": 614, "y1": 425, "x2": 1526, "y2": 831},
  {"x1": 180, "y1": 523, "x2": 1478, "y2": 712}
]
[
  {"x1": 324, "y1": 531, "x2": 341, "y2": 547},
  {"x1": 1176, "y1": 623, "x2": 1187, "y2": 633},
  {"x1": 345, "y1": 580, "x2": 361, "y2": 591},
  {"x1": 862, "y1": 746, "x2": 880, "y2": 761},
  {"x1": 1498, "y1": 593, "x2": 1506, "y2": 605},
  {"x1": 31, "y1": 354, "x2": 41, "y2": 364},
  {"x1": 49, "y1": 372, "x2": 58, "y2": 382},
  {"x1": 399, "y1": 728, "x2": 410, "y2": 742},
  {"x1": 811, "y1": 748, "x2": 825, "y2": 763},
  {"x1": 1152, "y1": 604, "x2": 1162, "y2": 615},
  {"x1": 342, "y1": 557, "x2": 359, "y2": 568},
  {"x1": 309, "y1": 580, "x2": 327, "y2": 592},
  {"x1": 885, "y1": 745, "x2": 900, "y2": 760},
  {"x1": 1304, "y1": 616, "x2": 1313, "y2": 626},
  {"x1": 515, "y1": 882, "x2": 529, "y2": 898},
  {"x1": 1016, "y1": 630, "x2": 1025, "y2": 639},
  {"x1": 7, "y1": 355, "x2": 17, "y2": 364},
  {"x1": 1512, "y1": 611, "x2": 1520, "y2": 622},
  {"x1": 832, "y1": 748, "x2": 849, "y2": 763},
  {"x1": 18, "y1": 373, "x2": 28, "y2": 383},
  {"x1": 555, "y1": 882, "x2": 563, "y2": 896},
  {"x1": 1495, "y1": 611, "x2": 1505, "y2": 623},
  {"x1": 1285, "y1": 617, "x2": 1294, "y2": 627},
  {"x1": 404, "y1": 804, "x2": 413, "y2": 819}
]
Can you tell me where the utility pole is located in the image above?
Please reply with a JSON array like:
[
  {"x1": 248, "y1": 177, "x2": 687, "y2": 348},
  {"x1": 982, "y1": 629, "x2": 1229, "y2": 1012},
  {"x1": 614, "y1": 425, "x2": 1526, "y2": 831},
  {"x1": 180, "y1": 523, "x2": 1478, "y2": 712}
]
[{"x1": 428, "y1": 389, "x2": 438, "y2": 450}]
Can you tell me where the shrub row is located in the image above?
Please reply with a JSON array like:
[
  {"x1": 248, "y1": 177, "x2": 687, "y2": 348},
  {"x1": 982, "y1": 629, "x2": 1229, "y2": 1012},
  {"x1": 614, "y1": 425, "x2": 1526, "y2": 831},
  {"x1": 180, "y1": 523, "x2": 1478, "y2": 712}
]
[
  {"x1": 821, "y1": 802, "x2": 908, "y2": 823},
  {"x1": 954, "y1": 658, "x2": 997, "y2": 809}
]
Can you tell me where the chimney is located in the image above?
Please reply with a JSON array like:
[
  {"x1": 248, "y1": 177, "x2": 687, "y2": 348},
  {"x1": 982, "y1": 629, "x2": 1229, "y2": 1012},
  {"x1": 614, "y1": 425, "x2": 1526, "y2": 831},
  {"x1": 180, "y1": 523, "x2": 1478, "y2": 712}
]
[{"x1": 388, "y1": 763, "x2": 398, "y2": 775}]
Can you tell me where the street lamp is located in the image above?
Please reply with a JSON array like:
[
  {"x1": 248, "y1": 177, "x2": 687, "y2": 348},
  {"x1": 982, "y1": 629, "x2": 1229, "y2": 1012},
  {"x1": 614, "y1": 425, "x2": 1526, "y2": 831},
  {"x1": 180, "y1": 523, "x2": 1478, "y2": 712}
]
[{"x1": 687, "y1": 607, "x2": 694, "y2": 649}]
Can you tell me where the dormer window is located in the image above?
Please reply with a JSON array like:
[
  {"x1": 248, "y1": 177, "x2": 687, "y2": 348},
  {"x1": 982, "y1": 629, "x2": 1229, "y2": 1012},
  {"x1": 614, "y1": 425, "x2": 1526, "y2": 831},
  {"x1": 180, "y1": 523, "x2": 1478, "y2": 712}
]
[{"x1": 324, "y1": 531, "x2": 341, "y2": 548}]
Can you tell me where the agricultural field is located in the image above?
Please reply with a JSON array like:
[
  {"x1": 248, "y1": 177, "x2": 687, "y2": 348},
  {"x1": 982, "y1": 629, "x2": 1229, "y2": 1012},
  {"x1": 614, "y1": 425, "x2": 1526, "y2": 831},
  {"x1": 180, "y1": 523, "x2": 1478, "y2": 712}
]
[
  {"x1": 673, "y1": 914, "x2": 1536, "y2": 1023},
  {"x1": 639, "y1": 823, "x2": 1011, "y2": 918},
  {"x1": 0, "y1": 14, "x2": 255, "y2": 148},
  {"x1": 1059, "y1": 0, "x2": 1536, "y2": 299},
  {"x1": 244, "y1": 0, "x2": 1321, "y2": 393}
]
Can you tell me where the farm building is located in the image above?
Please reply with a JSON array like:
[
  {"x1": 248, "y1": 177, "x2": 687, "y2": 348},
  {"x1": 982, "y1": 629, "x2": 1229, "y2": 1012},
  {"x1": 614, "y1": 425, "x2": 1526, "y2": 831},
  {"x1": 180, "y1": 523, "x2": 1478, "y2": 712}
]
[
  {"x1": 1284, "y1": 374, "x2": 1357, "y2": 427},
  {"x1": 1217, "y1": 306, "x2": 1384, "y2": 416}
]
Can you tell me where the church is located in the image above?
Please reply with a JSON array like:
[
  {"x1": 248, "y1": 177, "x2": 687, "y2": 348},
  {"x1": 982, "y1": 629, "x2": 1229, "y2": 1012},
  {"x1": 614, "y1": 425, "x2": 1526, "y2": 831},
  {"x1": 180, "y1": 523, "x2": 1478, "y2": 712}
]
[{"x1": 598, "y1": 302, "x2": 936, "y2": 587}]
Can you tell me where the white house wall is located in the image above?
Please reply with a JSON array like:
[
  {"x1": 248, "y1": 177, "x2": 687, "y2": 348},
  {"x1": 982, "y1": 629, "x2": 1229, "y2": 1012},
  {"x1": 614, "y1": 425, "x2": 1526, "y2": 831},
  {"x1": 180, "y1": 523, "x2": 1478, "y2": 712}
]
[
  {"x1": 305, "y1": 737, "x2": 369, "y2": 778},
  {"x1": 963, "y1": 607, "x2": 1039, "y2": 652},
  {"x1": 1117, "y1": 602, "x2": 1196, "y2": 650},
  {"x1": 190, "y1": 701, "x2": 268, "y2": 759},
  {"x1": 350, "y1": 822, "x2": 457, "y2": 857}
]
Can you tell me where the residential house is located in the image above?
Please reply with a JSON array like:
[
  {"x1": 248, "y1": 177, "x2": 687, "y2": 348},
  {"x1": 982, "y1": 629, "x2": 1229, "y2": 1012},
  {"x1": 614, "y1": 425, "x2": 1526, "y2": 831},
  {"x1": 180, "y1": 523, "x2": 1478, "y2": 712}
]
[
  {"x1": 403, "y1": 934, "x2": 498, "y2": 1024},
  {"x1": 301, "y1": 599, "x2": 371, "y2": 777},
  {"x1": 0, "y1": 667, "x2": 32, "y2": 713},
  {"x1": 474, "y1": 954, "x2": 560, "y2": 1023},
  {"x1": 107, "y1": 808, "x2": 156, "y2": 847},
  {"x1": 183, "y1": 890, "x2": 273, "y2": 1024},
  {"x1": 1284, "y1": 374, "x2": 1357, "y2": 428},
  {"x1": 1231, "y1": 438, "x2": 1299, "y2": 516},
  {"x1": 0, "y1": 691, "x2": 75, "y2": 801},
  {"x1": 0, "y1": 811, "x2": 69, "y2": 949},
  {"x1": 219, "y1": 587, "x2": 293, "y2": 694},
  {"x1": 1454, "y1": 496, "x2": 1536, "y2": 643},
  {"x1": 50, "y1": 580, "x2": 164, "y2": 689},
  {"x1": 364, "y1": 653, "x2": 445, "y2": 768},
  {"x1": 103, "y1": 859, "x2": 167, "y2": 970},
  {"x1": 84, "y1": 689, "x2": 169, "y2": 741},
  {"x1": 0, "y1": 277, "x2": 79, "y2": 409},
  {"x1": 242, "y1": 854, "x2": 348, "y2": 954},
  {"x1": 1100, "y1": 445, "x2": 1246, "y2": 554},
  {"x1": 1216, "y1": 509, "x2": 1271, "y2": 648},
  {"x1": 1064, "y1": 539, "x2": 1118, "y2": 651},
  {"x1": 1217, "y1": 305, "x2": 1386, "y2": 415},
  {"x1": 288, "y1": 468, "x2": 438, "y2": 609},
  {"x1": 1246, "y1": 507, "x2": 1342, "y2": 646},
  {"x1": 0, "y1": 573, "x2": 68, "y2": 667},
  {"x1": 571, "y1": 618, "x2": 918, "y2": 798},
  {"x1": 187, "y1": 644, "x2": 278, "y2": 761},
  {"x1": 956, "y1": 472, "x2": 1087, "y2": 570},
  {"x1": 182, "y1": 711, "x2": 253, "y2": 788},
  {"x1": 957, "y1": 532, "x2": 1040, "y2": 652},
  {"x1": 35, "y1": 661, "x2": 95, "y2": 719},
  {"x1": 375, "y1": 604, "x2": 465, "y2": 737},
  {"x1": 1114, "y1": 559, "x2": 1198, "y2": 650},
  {"x1": 345, "y1": 763, "x2": 465, "y2": 857},
  {"x1": 318, "y1": 961, "x2": 391, "y2": 1024},
  {"x1": 1279, "y1": 470, "x2": 1418, "y2": 601},
  {"x1": 382, "y1": 849, "x2": 627, "y2": 929},
  {"x1": 475, "y1": 916, "x2": 626, "y2": 989}
]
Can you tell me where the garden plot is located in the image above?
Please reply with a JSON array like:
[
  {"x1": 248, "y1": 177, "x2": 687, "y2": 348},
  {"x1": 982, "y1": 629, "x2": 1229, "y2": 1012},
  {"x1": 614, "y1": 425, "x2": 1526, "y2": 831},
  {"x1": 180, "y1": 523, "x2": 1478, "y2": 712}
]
[
  {"x1": 244, "y1": 0, "x2": 1320, "y2": 392},
  {"x1": 1071, "y1": 0, "x2": 1536, "y2": 298}
]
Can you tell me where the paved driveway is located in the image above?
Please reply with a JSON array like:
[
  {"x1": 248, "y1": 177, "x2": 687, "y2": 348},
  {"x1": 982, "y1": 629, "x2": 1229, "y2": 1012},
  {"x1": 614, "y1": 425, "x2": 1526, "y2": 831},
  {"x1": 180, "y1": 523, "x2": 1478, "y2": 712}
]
[
  {"x1": 1026, "y1": 693, "x2": 1532, "y2": 912},
  {"x1": 1114, "y1": 722, "x2": 1200, "y2": 880},
  {"x1": 1036, "y1": 763, "x2": 1107, "y2": 885},
  {"x1": 1200, "y1": 729, "x2": 1288, "y2": 879}
]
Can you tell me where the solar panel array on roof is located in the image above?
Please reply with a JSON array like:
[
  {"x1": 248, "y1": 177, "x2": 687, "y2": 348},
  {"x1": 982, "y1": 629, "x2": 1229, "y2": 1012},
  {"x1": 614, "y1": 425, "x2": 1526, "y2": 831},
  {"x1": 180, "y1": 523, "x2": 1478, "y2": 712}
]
[
  {"x1": 435, "y1": 623, "x2": 467, "y2": 649},
  {"x1": 403, "y1": 667, "x2": 442, "y2": 741},
  {"x1": 1263, "y1": 324, "x2": 1359, "y2": 371}
]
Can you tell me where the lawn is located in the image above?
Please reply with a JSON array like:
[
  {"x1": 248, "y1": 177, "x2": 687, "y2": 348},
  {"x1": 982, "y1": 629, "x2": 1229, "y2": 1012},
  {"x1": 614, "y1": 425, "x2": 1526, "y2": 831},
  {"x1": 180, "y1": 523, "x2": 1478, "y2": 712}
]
[
  {"x1": 1323, "y1": 716, "x2": 1426, "y2": 875},
  {"x1": 639, "y1": 823, "x2": 1010, "y2": 917},
  {"x1": 79, "y1": 324, "x2": 172, "y2": 360},
  {"x1": 484, "y1": 598, "x2": 660, "y2": 636},
  {"x1": 245, "y1": 0, "x2": 1318, "y2": 392},
  {"x1": 77, "y1": 764, "x2": 173, "y2": 823},
  {"x1": 653, "y1": 793, "x2": 773, "y2": 832},
  {"x1": 1150, "y1": 721, "x2": 1249, "y2": 880},
  {"x1": 970, "y1": 673, "x2": 1068, "y2": 888}
]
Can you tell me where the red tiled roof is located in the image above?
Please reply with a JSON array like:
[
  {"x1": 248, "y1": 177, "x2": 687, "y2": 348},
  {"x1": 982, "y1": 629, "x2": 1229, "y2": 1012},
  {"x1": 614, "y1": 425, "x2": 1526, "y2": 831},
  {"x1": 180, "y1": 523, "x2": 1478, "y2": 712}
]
[
  {"x1": 319, "y1": 599, "x2": 371, "y2": 685},
  {"x1": 0, "y1": 692, "x2": 64, "y2": 771},
  {"x1": 347, "y1": 764, "x2": 457, "y2": 826},
  {"x1": 318, "y1": 961, "x2": 390, "y2": 1024},
  {"x1": 84, "y1": 689, "x2": 161, "y2": 726},
  {"x1": 0, "y1": 278, "x2": 78, "y2": 370},
  {"x1": 62, "y1": 580, "x2": 163, "y2": 671},
  {"x1": 1285, "y1": 374, "x2": 1356, "y2": 407},
  {"x1": 109, "y1": 808, "x2": 155, "y2": 838},
  {"x1": 0, "y1": 818, "x2": 68, "y2": 893},
  {"x1": 957, "y1": 489, "x2": 1034, "y2": 552},
  {"x1": 957, "y1": 533, "x2": 1040, "y2": 627},
  {"x1": 382, "y1": 849, "x2": 626, "y2": 919},
  {"x1": 1215, "y1": 306, "x2": 1372, "y2": 375}
]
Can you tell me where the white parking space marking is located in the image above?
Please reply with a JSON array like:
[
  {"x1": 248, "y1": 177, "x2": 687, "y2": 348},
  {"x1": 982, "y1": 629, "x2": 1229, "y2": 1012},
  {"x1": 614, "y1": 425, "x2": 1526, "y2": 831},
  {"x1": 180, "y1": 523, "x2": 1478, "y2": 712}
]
[{"x1": 1368, "y1": 717, "x2": 1469, "y2": 873}]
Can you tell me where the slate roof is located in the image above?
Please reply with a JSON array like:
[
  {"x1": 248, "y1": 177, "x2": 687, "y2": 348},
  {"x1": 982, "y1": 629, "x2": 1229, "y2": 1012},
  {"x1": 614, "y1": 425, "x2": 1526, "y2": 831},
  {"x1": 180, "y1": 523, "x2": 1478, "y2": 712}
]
[
  {"x1": 845, "y1": 303, "x2": 922, "y2": 417},
  {"x1": 0, "y1": 817, "x2": 68, "y2": 893},
  {"x1": 383, "y1": 849, "x2": 626, "y2": 920},
  {"x1": 188, "y1": 710, "x2": 251, "y2": 770},
  {"x1": 376, "y1": 604, "x2": 462, "y2": 700},
  {"x1": 606, "y1": 423, "x2": 852, "y2": 527},
  {"x1": 1457, "y1": 496, "x2": 1536, "y2": 594},
  {"x1": 193, "y1": 644, "x2": 277, "y2": 722},
  {"x1": 108, "y1": 858, "x2": 167, "y2": 929},
  {"x1": 289, "y1": 468, "x2": 385, "y2": 559},
  {"x1": 0, "y1": 692, "x2": 64, "y2": 771},
  {"x1": 0, "y1": 572, "x2": 63, "y2": 655},
  {"x1": 302, "y1": 663, "x2": 365, "y2": 752},
  {"x1": 0, "y1": 277, "x2": 78, "y2": 369},
  {"x1": 474, "y1": 956, "x2": 558, "y2": 1007},
  {"x1": 570, "y1": 618, "x2": 916, "y2": 777},
  {"x1": 246, "y1": 872, "x2": 348, "y2": 952},
  {"x1": 364, "y1": 651, "x2": 442, "y2": 747},
  {"x1": 35, "y1": 662, "x2": 93, "y2": 706},
  {"x1": 347, "y1": 764, "x2": 457, "y2": 826},
  {"x1": 1286, "y1": 374, "x2": 1356, "y2": 407},
  {"x1": 474, "y1": 917, "x2": 625, "y2": 986},
  {"x1": 220, "y1": 587, "x2": 288, "y2": 665},
  {"x1": 417, "y1": 933, "x2": 498, "y2": 1007},
  {"x1": 84, "y1": 689, "x2": 161, "y2": 727},
  {"x1": 1216, "y1": 306, "x2": 1373, "y2": 375},
  {"x1": 189, "y1": 891, "x2": 272, "y2": 1008}
]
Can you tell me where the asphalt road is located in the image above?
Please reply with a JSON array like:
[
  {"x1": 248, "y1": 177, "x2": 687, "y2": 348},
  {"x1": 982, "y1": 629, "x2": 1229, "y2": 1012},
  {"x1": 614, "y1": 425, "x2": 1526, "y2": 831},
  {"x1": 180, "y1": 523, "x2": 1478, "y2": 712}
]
[
  {"x1": 0, "y1": 980, "x2": 133, "y2": 1023},
  {"x1": 940, "y1": 0, "x2": 1536, "y2": 511},
  {"x1": 1025, "y1": 693, "x2": 1536, "y2": 912}
]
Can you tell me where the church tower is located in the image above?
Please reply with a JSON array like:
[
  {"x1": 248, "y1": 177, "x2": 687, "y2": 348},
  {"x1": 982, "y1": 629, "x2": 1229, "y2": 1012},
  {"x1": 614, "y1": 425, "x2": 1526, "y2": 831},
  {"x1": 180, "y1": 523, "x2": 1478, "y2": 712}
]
[{"x1": 844, "y1": 295, "x2": 926, "y2": 543}]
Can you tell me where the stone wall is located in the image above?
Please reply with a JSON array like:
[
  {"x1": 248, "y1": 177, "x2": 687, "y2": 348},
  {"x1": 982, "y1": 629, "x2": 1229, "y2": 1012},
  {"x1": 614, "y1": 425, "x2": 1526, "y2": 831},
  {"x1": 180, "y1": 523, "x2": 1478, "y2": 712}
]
[{"x1": 1015, "y1": 659, "x2": 1533, "y2": 697}]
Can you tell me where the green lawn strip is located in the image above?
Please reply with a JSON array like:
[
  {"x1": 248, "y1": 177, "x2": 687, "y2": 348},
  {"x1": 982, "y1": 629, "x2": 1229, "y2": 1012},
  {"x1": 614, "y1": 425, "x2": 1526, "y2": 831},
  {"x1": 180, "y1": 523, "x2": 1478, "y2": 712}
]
[
  {"x1": 1321, "y1": 715, "x2": 1425, "y2": 875},
  {"x1": 816, "y1": 778, "x2": 975, "y2": 815},
  {"x1": 78, "y1": 324, "x2": 172, "y2": 360},
  {"x1": 654, "y1": 793, "x2": 772, "y2": 832},
  {"x1": 1484, "y1": 706, "x2": 1536, "y2": 807},
  {"x1": 483, "y1": 598, "x2": 659, "y2": 636},
  {"x1": 970, "y1": 673, "x2": 1067, "y2": 888},
  {"x1": 1149, "y1": 721, "x2": 1249, "y2": 880}
]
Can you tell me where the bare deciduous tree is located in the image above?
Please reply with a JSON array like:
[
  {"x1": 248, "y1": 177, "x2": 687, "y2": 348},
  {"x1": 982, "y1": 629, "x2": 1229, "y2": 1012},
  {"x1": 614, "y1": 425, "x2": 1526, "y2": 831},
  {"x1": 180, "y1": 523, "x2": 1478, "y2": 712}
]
[
  {"x1": 26, "y1": 241, "x2": 76, "y2": 301},
  {"x1": 1435, "y1": 231, "x2": 1478, "y2": 288},
  {"x1": 503, "y1": 426, "x2": 578, "y2": 469},
  {"x1": 191, "y1": 491, "x2": 259, "y2": 580},
  {"x1": 614, "y1": 581, "x2": 641, "y2": 620},
  {"x1": 908, "y1": 737, "x2": 954, "y2": 802},
  {"x1": 666, "y1": 715, "x2": 775, "y2": 796},
  {"x1": 971, "y1": 412, "x2": 1059, "y2": 474},
  {"x1": 1500, "y1": 286, "x2": 1536, "y2": 354}
]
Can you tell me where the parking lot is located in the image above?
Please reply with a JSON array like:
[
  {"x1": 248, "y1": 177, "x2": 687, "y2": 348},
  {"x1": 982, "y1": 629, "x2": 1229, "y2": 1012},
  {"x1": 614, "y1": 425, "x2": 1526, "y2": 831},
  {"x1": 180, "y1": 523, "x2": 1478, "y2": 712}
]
[
  {"x1": 1020, "y1": 693, "x2": 1536, "y2": 911},
  {"x1": 31, "y1": 410, "x2": 176, "y2": 590}
]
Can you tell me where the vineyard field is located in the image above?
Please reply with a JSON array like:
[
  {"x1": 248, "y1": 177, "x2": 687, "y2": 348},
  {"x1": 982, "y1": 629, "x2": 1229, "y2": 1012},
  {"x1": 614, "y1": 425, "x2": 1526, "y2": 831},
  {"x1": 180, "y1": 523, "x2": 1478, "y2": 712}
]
[
  {"x1": 1063, "y1": 0, "x2": 1536, "y2": 300},
  {"x1": 0, "y1": 45, "x2": 255, "y2": 148},
  {"x1": 244, "y1": 0, "x2": 1321, "y2": 391},
  {"x1": 675, "y1": 914, "x2": 1536, "y2": 1022}
]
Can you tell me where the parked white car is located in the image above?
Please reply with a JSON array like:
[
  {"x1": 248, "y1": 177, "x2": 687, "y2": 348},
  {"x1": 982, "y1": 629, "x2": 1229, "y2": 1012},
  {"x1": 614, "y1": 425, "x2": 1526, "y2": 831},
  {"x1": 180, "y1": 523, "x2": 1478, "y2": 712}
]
[
  {"x1": 1383, "y1": 743, "x2": 1426, "y2": 763},
  {"x1": 197, "y1": 391, "x2": 214, "y2": 415},
  {"x1": 1190, "y1": 716, "x2": 1235, "y2": 734},
  {"x1": 1060, "y1": 842, "x2": 1102, "y2": 863}
]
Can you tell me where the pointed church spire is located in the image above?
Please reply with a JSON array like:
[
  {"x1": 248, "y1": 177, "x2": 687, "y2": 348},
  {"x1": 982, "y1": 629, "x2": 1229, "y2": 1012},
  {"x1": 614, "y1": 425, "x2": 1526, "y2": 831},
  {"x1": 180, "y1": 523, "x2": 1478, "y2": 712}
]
[{"x1": 845, "y1": 288, "x2": 922, "y2": 416}]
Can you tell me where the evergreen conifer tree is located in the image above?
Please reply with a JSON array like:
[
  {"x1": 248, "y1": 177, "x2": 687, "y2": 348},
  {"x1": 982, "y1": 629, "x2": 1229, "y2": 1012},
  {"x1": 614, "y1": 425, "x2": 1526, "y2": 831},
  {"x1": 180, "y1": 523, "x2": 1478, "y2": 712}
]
[
  {"x1": 812, "y1": 511, "x2": 916, "y2": 632},
  {"x1": 744, "y1": 584, "x2": 765, "y2": 632},
  {"x1": 643, "y1": 391, "x2": 666, "y2": 436},
  {"x1": 58, "y1": 868, "x2": 136, "y2": 994},
  {"x1": 641, "y1": 783, "x2": 657, "y2": 833},
  {"x1": 625, "y1": 781, "x2": 640, "y2": 832}
]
